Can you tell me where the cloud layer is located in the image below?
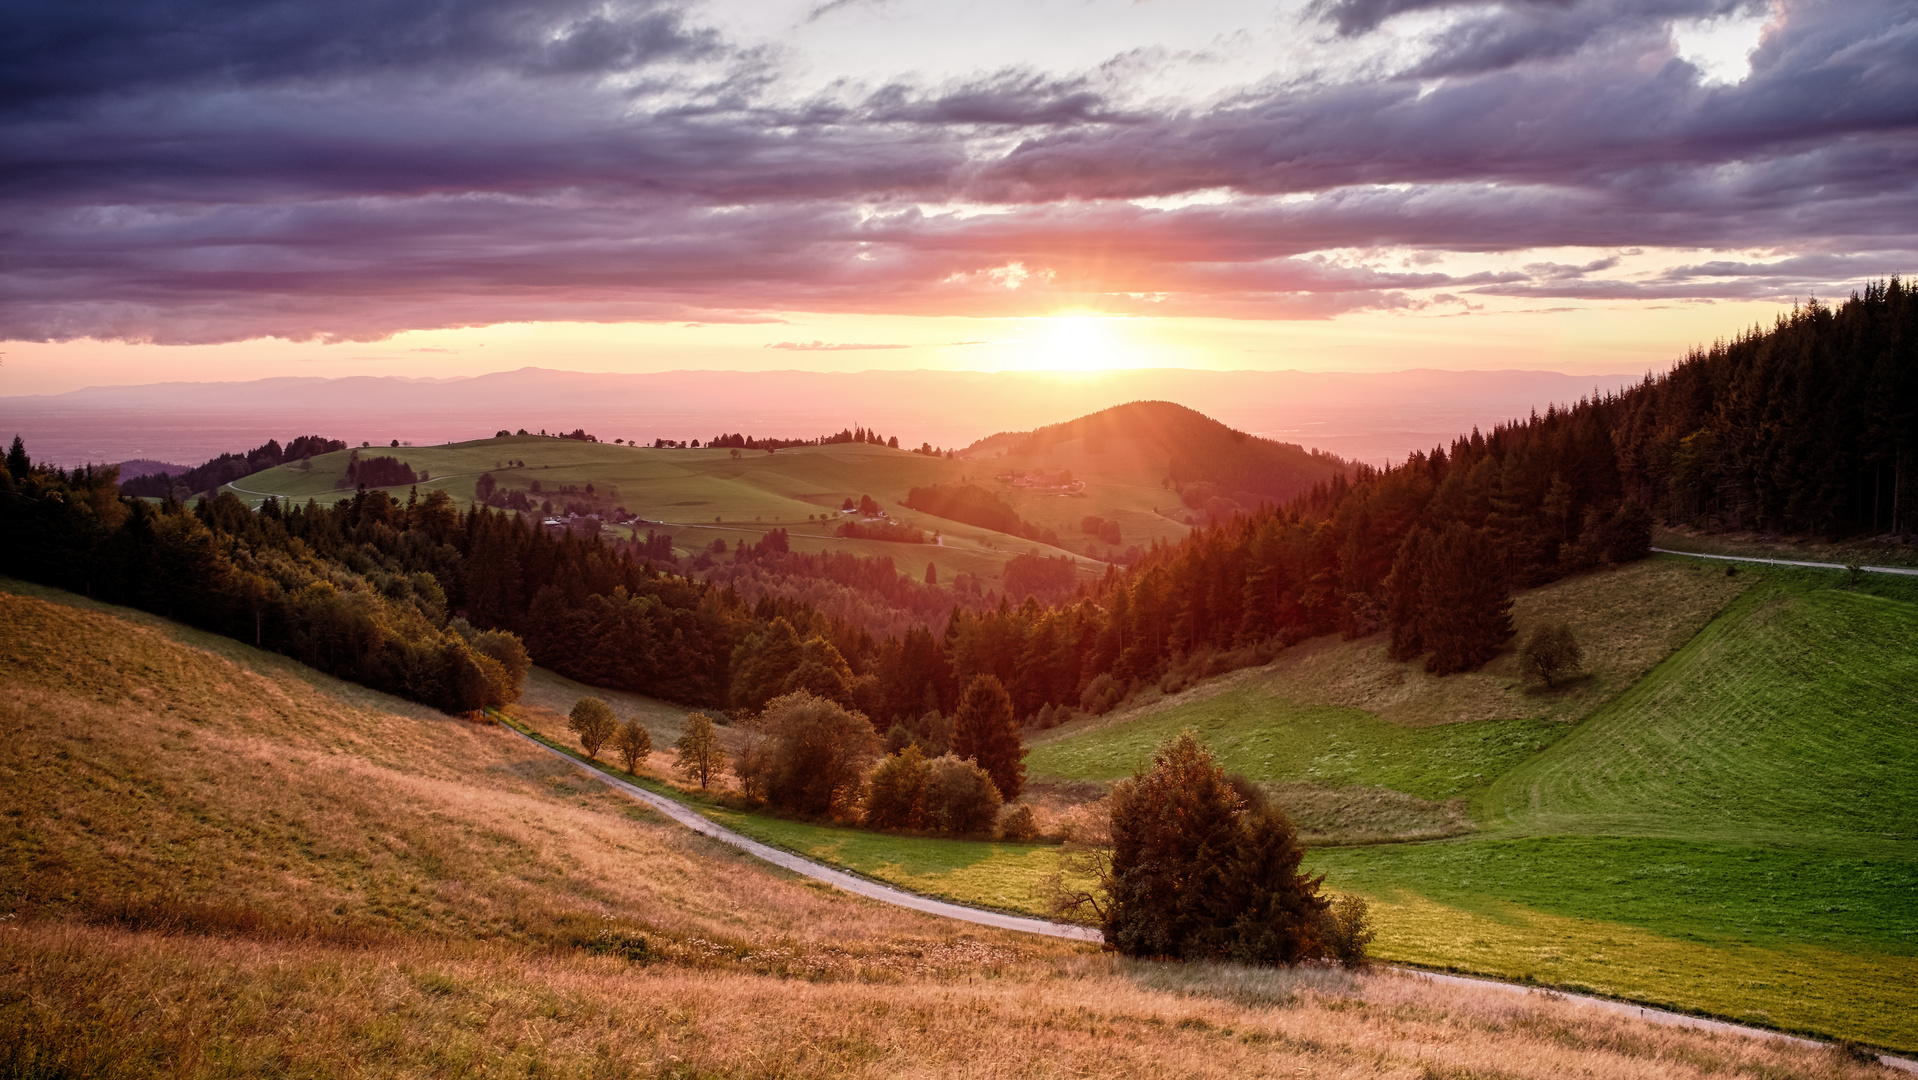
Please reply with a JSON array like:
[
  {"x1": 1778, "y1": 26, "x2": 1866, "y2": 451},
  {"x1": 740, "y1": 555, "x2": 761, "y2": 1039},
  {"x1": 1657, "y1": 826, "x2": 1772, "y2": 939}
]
[{"x1": 3, "y1": 0, "x2": 1914, "y2": 343}]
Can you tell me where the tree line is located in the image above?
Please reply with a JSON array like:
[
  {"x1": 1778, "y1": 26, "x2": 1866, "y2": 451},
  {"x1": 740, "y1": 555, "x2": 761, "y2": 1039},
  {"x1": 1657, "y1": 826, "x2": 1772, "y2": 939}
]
[
  {"x1": 4, "y1": 283, "x2": 1905, "y2": 733},
  {"x1": 118, "y1": 435, "x2": 346, "y2": 500}
]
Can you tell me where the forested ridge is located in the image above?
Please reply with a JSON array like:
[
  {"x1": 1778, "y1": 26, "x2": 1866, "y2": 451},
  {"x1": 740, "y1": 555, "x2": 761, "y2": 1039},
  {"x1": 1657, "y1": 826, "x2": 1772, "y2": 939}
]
[
  {"x1": 118, "y1": 435, "x2": 346, "y2": 500},
  {"x1": 2, "y1": 284, "x2": 1908, "y2": 729}
]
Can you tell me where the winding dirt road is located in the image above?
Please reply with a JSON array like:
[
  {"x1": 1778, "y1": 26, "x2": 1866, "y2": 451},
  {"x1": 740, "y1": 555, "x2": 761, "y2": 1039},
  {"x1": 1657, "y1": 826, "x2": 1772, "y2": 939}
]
[
  {"x1": 1652, "y1": 546, "x2": 1918, "y2": 576},
  {"x1": 505, "y1": 724, "x2": 1101, "y2": 942},
  {"x1": 505, "y1": 723, "x2": 1917, "y2": 1072}
]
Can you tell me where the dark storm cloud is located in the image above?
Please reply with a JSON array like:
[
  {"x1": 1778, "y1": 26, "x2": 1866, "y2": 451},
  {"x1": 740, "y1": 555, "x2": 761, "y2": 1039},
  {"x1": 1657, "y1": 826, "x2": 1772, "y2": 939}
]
[
  {"x1": 0, "y1": 0, "x2": 719, "y2": 109},
  {"x1": 2, "y1": 0, "x2": 1915, "y2": 343}
]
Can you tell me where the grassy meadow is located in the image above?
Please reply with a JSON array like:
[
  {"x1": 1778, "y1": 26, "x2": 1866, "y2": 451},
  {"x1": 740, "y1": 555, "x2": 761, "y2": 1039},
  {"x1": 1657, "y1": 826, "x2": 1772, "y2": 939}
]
[
  {"x1": 1016, "y1": 559, "x2": 1918, "y2": 1049},
  {"x1": 497, "y1": 560, "x2": 1918, "y2": 1050},
  {"x1": 217, "y1": 433, "x2": 1153, "y2": 588},
  {"x1": 9, "y1": 579, "x2": 1877, "y2": 1077}
]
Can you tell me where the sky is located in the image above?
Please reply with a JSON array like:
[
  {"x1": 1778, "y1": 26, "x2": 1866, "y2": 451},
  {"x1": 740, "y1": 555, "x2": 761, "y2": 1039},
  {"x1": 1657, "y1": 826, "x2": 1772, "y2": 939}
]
[{"x1": 4, "y1": 0, "x2": 1914, "y2": 396}]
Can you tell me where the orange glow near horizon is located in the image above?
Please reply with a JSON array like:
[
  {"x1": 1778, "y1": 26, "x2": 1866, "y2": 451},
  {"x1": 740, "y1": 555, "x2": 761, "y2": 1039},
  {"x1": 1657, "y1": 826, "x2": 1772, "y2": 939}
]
[{"x1": 0, "y1": 298, "x2": 1791, "y2": 397}]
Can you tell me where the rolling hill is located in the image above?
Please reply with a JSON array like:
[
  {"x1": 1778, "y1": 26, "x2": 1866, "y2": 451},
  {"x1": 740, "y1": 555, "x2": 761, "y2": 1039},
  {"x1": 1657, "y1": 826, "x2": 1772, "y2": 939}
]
[
  {"x1": 3, "y1": 578, "x2": 1851, "y2": 1078},
  {"x1": 1020, "y1": 558, "x2": 1918, "y2": 1049},
  {"x1": 216, "y1": 434, "x2": 1103, "y2": 585}
]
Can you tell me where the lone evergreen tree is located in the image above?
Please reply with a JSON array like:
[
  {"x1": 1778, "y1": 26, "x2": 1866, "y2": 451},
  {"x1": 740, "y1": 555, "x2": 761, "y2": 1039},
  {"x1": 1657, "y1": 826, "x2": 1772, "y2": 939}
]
[
  {"x1": 1101, "y1": 731, "x2": 1327, "y2": 964},
  {"x1": 951, "y1": 673, "x2": 1025, "y2": 800}
]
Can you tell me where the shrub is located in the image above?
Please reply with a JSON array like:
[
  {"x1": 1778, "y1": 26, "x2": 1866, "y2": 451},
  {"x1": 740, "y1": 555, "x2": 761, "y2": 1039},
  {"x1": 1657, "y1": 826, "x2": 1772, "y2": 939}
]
[
  {"x1": 1521, "y1": 622, "x2": 1583, "y2": 688},
  {"x1": 568, "y1": 698, "x2": 618, "y2": 761},
  {"x1": 735, "y1": 691, "x2": 879, "y2": 817},
  {"x1": 674, "y1": 712, "x2": 726, "y2": 789},
  {"x1": 863, "y1": 745, "x2": 929, "y2": 829},
  {"x1": 924, "y1": 755, "x2": 1002, "y2": 835},
  {"x1": 1080, "y1": 673, "x2": 1124, "y2": 716},
  {"x1": 613, "y1": 719, "x2": 653, "y2": 774},
  {"x1": 1321, "y1": 894, "x2": 1376, "y2": 969},
  {"x1": 1000, "y1": 803, "x2": 1040, "y2": 842}
]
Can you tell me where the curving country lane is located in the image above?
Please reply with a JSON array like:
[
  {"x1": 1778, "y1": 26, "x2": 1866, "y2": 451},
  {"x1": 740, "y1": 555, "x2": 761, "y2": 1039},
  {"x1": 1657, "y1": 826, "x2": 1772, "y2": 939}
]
[
  {"x1": 503, "y1": 723, "x2": 1102, "y2": 942},
  {"x1": 504, "y1": 722, "x2": 1918, "y2": 1072}
]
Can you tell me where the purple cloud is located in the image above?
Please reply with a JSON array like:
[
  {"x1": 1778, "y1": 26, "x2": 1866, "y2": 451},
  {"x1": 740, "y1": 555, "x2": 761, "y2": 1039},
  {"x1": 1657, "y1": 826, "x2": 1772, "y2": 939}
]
[{"x1": 1, "y1": 0, "x2": 1913, "y2": 343}]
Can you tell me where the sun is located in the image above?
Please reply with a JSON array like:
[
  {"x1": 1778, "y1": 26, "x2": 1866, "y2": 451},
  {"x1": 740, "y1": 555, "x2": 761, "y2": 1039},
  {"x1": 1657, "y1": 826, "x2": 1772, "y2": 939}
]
[{"x1": 1037, "y1": 314, "x2": 1125, "y2": 371}]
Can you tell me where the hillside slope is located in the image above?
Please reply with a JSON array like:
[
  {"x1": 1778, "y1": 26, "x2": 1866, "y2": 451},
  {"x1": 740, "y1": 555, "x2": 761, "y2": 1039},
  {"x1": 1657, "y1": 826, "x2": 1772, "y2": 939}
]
[
  {"x1": 224, "y1": 434, "x2": 1105, "y2": 589},
  {"x1": 3, "y1": 581, "x2": 1870, "y2": 1077},
  {"x1": 1483, "y1": 578, "x2": 1918, "y2": 847},
  {"x1": 970, "y1": 400, "x2": 1349, "y2": 501}
]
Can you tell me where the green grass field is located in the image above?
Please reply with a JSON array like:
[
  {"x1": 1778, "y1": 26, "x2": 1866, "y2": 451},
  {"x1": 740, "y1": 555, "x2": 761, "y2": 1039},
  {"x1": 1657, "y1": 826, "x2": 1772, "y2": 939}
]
[
  {"x1": 664, "y1": 562, "x2": 1918, "y2": 1049},
  {"x1": 224, "y1": 434, "x2": 1117, "y2": 586},
  {"x1": 1026, "y1": 691, "x2": 1567, "y2": 802},
  {"x1": 1480, "y1": 580, "x2": 1918, "y2": 846}
]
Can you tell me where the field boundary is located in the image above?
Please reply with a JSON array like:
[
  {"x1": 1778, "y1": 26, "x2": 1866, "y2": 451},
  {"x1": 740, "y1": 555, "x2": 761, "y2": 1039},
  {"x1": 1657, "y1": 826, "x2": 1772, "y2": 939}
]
[{"x1": 503, "y1": 716, "x2": 1917, "y2": 1070}]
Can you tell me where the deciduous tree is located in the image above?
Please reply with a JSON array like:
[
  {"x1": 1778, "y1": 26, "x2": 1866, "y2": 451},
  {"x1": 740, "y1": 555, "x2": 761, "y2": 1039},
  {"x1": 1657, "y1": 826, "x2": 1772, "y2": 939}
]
[
  {"x1": 568, "y1": 697, "x2": 618, "y2": 761},
  {"x1": 674, "y1": 712, "x2": 725, "y2": 789},
  {"x1": 923, "y1": 754, "x2": 1002, "y2": 835},
  {"x1": 863, "y1": 744, "x2": 929, "y2": 829},
  {"x1": 1521, "y1": 622, "x2": 1583, "y2": 688},
  {"x1": 734, "y1": 692, "x2": 876, "y2": 815},
  {"x1": 614, "y1": 719, "x2": 653, "y2": 774}
]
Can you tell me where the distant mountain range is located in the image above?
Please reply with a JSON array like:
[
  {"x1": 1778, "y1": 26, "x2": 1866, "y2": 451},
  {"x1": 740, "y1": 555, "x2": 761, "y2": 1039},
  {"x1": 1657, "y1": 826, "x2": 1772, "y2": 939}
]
[{"x1": 2, "y1": 366, "x2": 1643, "y2": 470}]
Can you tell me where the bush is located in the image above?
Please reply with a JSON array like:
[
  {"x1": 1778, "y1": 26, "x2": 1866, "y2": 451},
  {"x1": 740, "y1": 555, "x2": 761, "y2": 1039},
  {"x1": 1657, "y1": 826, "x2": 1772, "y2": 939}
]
[
  {"x1": 568, "y1": 698, "x2": 618, "y2": 761},
  {"x1": 864, "y1": 745, "x2": 930, "y2": 829},
  {"x1": 924, "y1": 755, "x2": 1002, "y2": 835},
  {"x1": 1321, "y1": 894, "x2": 1376, "y2": 968},
  {"x1": 1520, "y1": 622, "x2": 1583, "y2": 688},
  {"x1": 1080, "y1": 673, "x2": 1124, "y2": 716},
  {"x1": 1000, "y1": 803, "x2": 1040, "y2": 841},
  {"x1": 735, "y1": 691, "x2": 879, "y2": 817}
]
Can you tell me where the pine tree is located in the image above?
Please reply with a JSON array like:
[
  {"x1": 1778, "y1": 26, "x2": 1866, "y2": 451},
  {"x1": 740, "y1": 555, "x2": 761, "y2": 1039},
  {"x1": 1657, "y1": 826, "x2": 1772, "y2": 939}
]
[
  {"x1": 951, "y1": 673, "x2": 1026, "y2": 800},
  {"x1": 1422, "y1": 525, "x2": 1513, "y2": 675}
]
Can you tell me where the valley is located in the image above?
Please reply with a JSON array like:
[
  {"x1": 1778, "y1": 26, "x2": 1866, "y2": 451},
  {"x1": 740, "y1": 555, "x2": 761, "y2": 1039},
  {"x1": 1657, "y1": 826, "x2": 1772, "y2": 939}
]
[{"x1": 8, "y1": 579, "x2": 1884, "y2": 1078}]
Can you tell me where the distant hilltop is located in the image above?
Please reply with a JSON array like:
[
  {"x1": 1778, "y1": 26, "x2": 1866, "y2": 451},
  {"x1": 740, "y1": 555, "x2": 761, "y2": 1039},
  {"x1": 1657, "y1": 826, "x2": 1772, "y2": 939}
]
[{"x1": 3, "y1": 366, "x2": 1642, "y2": 471}]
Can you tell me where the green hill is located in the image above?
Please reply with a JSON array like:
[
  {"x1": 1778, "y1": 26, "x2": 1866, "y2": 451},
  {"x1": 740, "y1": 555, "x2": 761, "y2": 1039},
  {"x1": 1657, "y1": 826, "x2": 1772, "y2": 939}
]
[
  {"x1": 1019, "y1": 558, "x2": 1918, "y2": 1049},
  {"x1": 5, "y1": 580, "x2": 1837, "y2": 1078},
  {"x1": 218, "y1": 434, "x2": 1109, "y2": 591},
  {"x1": 1480, "y1": 578, "x2": 1918, "y2": 847},
  {"x1": 965, "y1": 400, "x2": 1349, "y2": 542}
]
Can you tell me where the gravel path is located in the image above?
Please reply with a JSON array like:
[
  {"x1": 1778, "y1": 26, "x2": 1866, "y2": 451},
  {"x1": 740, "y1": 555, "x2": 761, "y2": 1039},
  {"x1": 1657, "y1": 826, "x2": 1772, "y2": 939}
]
[
  {"x1": 1653, "y1": 546, "x2": 1918, "y2": 576},
  {"x1": 505, "y1": 723, "x2": 1915, "y2": 1071},
  {"x1": 504, "y1": 723, "x2": 1101, "y2": 942}
]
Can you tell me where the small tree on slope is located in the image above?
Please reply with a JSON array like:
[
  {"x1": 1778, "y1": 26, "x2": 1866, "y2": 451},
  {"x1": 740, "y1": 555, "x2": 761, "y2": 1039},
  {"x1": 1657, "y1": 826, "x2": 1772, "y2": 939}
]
[
  {"x1": 568, "y1": 698, "x2": 618, "y2": 761},
  {"x1": 675, "y1": 712, "x2": 726, "y2": 790}
]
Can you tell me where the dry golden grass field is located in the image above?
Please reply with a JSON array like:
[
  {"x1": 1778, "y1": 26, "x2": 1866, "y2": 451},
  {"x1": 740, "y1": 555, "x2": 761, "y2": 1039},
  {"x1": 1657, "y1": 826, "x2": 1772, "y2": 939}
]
[{"x1": 0, "y1": 578, "x2": 1895, "y2": 1078}]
